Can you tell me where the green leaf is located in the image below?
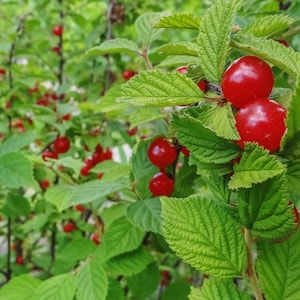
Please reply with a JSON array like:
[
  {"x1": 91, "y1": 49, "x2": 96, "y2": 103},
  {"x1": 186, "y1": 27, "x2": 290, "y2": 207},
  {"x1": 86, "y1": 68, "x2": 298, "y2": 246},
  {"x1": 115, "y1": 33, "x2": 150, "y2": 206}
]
[
  {"x1": 157, "y1": 42, "x2": 199, "y2": 56},
  {"x1": 34, "y1": 273, "x2": 76, "y2": 300},
  {"x1": 228, "y1": 143, "x2": 285, "y2": 189},
  {"x1": 2, "y1": 194, "x2": 31, "y2": 217},
  {"x1": 242, "y1": 14, "x2": 293, "y2": 38},
  {"x1": 189, "y1": 278, "x2": 251, "y2": 300},
  {"x1": 197, "y1": 0, "x2": 242, "y2": 82},
  {"x1": 0, "y1": 274, "x2": 41, "y2": 300},
  {"x1": 76, "y1": 260, "x2": 108, "y2": 300},
  {"x1": 135, "y1": 12, "x2": 166, "y2": 46},
  {"x1": 0, "y1": 152, "x2": 38, "y2": 189},
  {"x1": 45, "y1": 178, "x2": 128, "y2": 212},
  {"x1": 171, "y1": 112, "x2": 240, "y2": 165},
  {"x1": 162, "y1": 196, "x2": 247, "y2": 278},
  {"x1": 157, "y1": 55, "x2": 200, "y2": 68},
  {"x1": 103, "y1": 247, "x2": 154, "y2": 277},
  {"x1": 286, "y1": 160, "x2": 300, "y2": 195},
  {"x1": 238, "y1": 175, "x2": 294, "y2": 240},
  {"x1": 231, "y1": 33, "x2": 300, "y2": 77},
  {"x1": 153, "y1": 13, "x2": 201, "y2": 29},
  {"x1": 282, "y1": 76, "x2": 300, "y2": 147},
  {"x1": 126, "y1": 198, "x2": 162, "y2": 234},
  {"x1": 127, "y1": 107, "x2": 166, "y2": 128},
  {"x1": 105, "y1": 278, "x2": 125, "y2": 300},
  {"x1": 162, "y1": 280, "x2": 191, "y2": 300},
  {"x1": 256, "y1": 228, "x2": 300, "y2": 300},
  {"x1": 126, "y1": 262, "x2": 161, "y2": 299},
  {"x1": 85, "y1": 38, "x2": 140, "y2": 57},
  {"x1": 118, "y1": 70, "x2": 203, "y2": 107},
  {"x1": 94, "y1": 216, "x2": 145, "y2": 262},
  {"x1": 0, "y1": 131, "x2": 36, "y2": 157}
]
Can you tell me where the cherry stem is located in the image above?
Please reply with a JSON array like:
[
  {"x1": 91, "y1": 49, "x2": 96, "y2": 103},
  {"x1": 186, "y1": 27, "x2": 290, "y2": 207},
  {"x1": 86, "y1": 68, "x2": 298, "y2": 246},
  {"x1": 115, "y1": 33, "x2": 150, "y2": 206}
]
[
  {"x1": 141, "y1": 46, "x2": 153, "y2": 70},
  {"x1": 244, "y1": 228, "x2": 264, "y2": 300}
]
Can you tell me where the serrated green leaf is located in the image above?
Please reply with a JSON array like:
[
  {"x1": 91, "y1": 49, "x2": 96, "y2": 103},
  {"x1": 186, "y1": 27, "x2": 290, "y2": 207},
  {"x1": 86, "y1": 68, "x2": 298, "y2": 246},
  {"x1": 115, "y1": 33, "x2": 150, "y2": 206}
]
[
  {"x1": 2, "y1": 194, "x2": 31, "y2": 217},
  {"x1": 45, "y1": 179, "x2": 128, "y2": 212},
  {"x1": 154, "y1": 14, "x2": 201, "y2": 29},
  {"x1": 135, "y1": 12, "x2": 167, "y2": 46},
  {"x1": 0, "y1": 274, "x2": 41, "y2": 300},
  {"x1": 126, "y1": 262, "x2": 161, "y2": 299},
  {"x1": 162, "y1": 196, "x2": 247, "y2": 277},
  {"x1": 0, "y1": 152, "x2": 38, "y2": 189},
  {"x1": 238, "y1": 175, "x2": 294, "y2": 240},
  {"x1": 157, "y1": 55, "x2": 200, "y2": 68},
  {"x1": 106, "y1": 278, "x2": 125, "y2": 300},
  {"x1": 243, "y1": 15, "x2": 293, "y2": 38},
  {"x1": 94, "y1": 216, "x2": 145, "y2": 262},
  {"x1": 162, "y1": 280, "x2": 191, "y2": 300},
  {"x1": 189, "y1": 278, "x2": 251, "y2": 300},
  {"x1": 54, "y1": 157, "x2": 83, "y2": 173},
  {"x1": 91, "y1": 160, "x2": 130, "y2": 181},
  {"x1": 76, "y1": 260, "x2": 108, "y2": 300},
  {"x1": 126, "y1": 198, "x2": 162, "y2": 234},
  {"x1": 282, "y1": 77, "x2": 300, "y2": 147},
  {"x1": 231, "y1": 33, "x2": 300, "y2": 77},
  {"x1": 171, "y1": 112, "x2": 240, "y2": 165},
  {"x1": 0, "y1": 131, "x2": 36, "y2": 157},
  {"x1": 85, "y1": 38, "x2": 140, "y2": 57},
  {"x1": 256, "y1": 228, "x2": 300, "y2": 300},
  {"x1": 286, "y1": 160, "x2": 300, "y2": 195},
  {"x1": 103, "y1": 247, "x2": 154, "y2": 277},
  {"x1": 34, "y1": 274, "x2": 76, "y2": 300},
  {"x1": 229, "y1": 143, "x2": 285, "y2": 189},
  {"x1": 118, "y1": 70, "x2": 203, "y2": 107},
  {"x1": 197, "y1": 0, "x2": 242, "y2": 82},
  {"x1": 157, "y1": 42, "x2": 199, "y2": 56}
]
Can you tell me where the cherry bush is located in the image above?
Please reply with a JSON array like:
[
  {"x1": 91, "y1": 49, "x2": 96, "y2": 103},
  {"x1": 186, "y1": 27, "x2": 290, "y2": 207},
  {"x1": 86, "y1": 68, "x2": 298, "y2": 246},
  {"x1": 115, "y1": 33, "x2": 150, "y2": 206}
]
[{"x1": 1, "y1": 0, "x2": 300, "y2": 299}]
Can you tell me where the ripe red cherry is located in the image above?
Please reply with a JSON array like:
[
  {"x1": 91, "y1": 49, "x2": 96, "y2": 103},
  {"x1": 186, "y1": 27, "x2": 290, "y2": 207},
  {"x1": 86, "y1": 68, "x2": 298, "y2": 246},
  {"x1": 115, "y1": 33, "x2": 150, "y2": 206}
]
[
  {"x1": 75, "y1": 204, "x2": 85, "y2": 212},
  {"x1": 181, "y1": 145, "x2": 190, "y2": 157},
  {"x1": 91, "y1": 233, "x2": 100, "y2": 245},
  {"x1": 53, "y1": 136, "x2": 70, "y2": 154},
  {"x1": 122, "y1": 70, "x2": 137, "y2": 80},
  {"x1": 197, "y1": 80, "x2": 207, "y2": 92},
  {"x1": 16, "y1": 255, "x2": 24, "y2": 265},
  {"x1": 0, "y1": 69, "x2": 6, "y2": 75},
  {"x1": 39, "y1": 180, "x2": 50, "y2": 189},
  {"x1": 147, "y1": 137, "x2": 177, "y2": 168},
  {"x1": 221, "y1": 56, "x2": 274, "y2": 108},
  {"x1": 63, "y1": 222, "x2": 76, "y2": 233},
  {"x1": 235, "y1": 98, "x2": 287, "y2": 152},
  {"x1": 51, "y1": 46, "x2": 61, "y2": 55},
  {"x1": 149, "y1": 172, "x2": 174, "y2": 197},
  {"x1": 176, "y1": 66, "x2": 188, "y2": 74},
  {"x1": 42, "y1": 149, "x2": 58, "y2": 161},
  {"x1": 52, "y1": 25, "x2": 63, "y2": 36}
]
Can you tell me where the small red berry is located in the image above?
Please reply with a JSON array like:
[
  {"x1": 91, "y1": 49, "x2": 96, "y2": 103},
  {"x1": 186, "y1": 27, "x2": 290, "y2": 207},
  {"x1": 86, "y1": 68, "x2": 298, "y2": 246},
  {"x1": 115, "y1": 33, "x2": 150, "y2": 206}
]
[
  {"x1": 53, "y1": 136, "x2": 71, "y2": 154},
  {"x1": 147, "y1": 137, "x2": 177, "y2": 168},
  {"x1": 63, "y1": 222, "x2": 76, "y2": 233},
  {"x1": 16, "y1": 255, "x2": 24, "y2": 265},
  {"x1": 75, "y1": 204, "x2": 85, "y2": 212},
  {"x1": 181, "y1": 146, "x2": 190, "y2": 157},
  {"x1": 42, "y1": 149, "x2": 58, "y2": 161},
  {"x1": 52, "y1": 25, "x2": 63, "y2": 36},
  {"x1": 0, "y1": 69, "x2": 6, "y2": 75},
  {"x1": 197, "y1": 80, "x2": 207, "y2": 92},
  {"x1": 277, "y1": 39, "x2": 289, "y2": 47},
  {"x1": 39, "y1": 180, "x2": 50, "y2": 189},
  {"x1": 149, "y1": 172, "x2": 174, "y2": 197},
  {"x1": 51, "y1": 46, "x2": 61, "y2": 55},
  {"x1": 80, "y1": 164, "x2": 92, "y2": 176},
  {"x1": 62, "y1": 114, "x2": 71, "y2": 121},
  {"x1": 126, "y1": 126, "x2": 138, "y2": 136},
  {"x1": 176, "y1": 66, "x2": 188, "y2": 74},
  {"x1": 91, "y1": 233, "x2": 100, "y2": 245},
  {"x1": 122, "y1": 70, "x2": 137, "y2": 80},
  {"x1": 28, "y1": 85, "x2": 39, "y2": 94}
]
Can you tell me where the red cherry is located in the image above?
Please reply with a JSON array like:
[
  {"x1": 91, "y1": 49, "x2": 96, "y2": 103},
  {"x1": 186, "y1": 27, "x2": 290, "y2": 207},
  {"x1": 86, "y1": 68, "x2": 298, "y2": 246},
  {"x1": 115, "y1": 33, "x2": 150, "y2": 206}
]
[
  {"x1": 181, "y1": 145, "x2": 190, "y2": 157},
  {"x1": 176, "y1": 66, "x2": 188, "y2": 74},
  {"x1": 197, "y1": 80, "x2": 207, "y2": 92},
  {"x1": 52, "y1": 25, "x2": 63, "y2": 36},
  {"x1": 92, "y1": 151, "x2": 105, "y2": 165},
  {"x1": 80, "y1": 165, "x2": 91, "y2": 176},
  {"x1": 122, "y1": 70, "x2": 137, "y2": 80},
  {"x1": 91, "y1": 233, "x2": 100, "y2": 245},
  {"x1": 42, "y1": 149, "x2": 58, "y2": 161},
  {"x1": 126, "y1": 126, "x2": 138, "y2": 136},
  {"x1": 149, "y1": 172, "x2": 174, "y2": 197},
  {"x1": 277, "y1": 39, "x2": 289, "y2": 47},
  {"x1": 62, "y1": 114, "x2": 71, "y2": 121},
  {"x1": 147, "y1": 137, "x2": 177, "y2": 168},
  {"x1": 28, "y1": 85, "x2": 39, "y2": 94},
  {"x1": 53, "y1": 136, "x2": 70, "y2": 154},
  {"x1": 221, "y1": 56, "x2": 274, "y2": 108},
  {"x1": 63, "y1": 222, "x2": 76, "y2": 233},
  {"x1": 16, "y1": 255, "x2": 24, "y2": 265},
  {"x1": 51, "y1": 46, "x2": 61, "y2": 55},
  {"x1": 235, "y1": 98, "x2": 287, "y2": 152},
  {"x1": 75, "y1": 204, "x2": 85, "y2": 212},
  {"x1": 103, "y1": 148, "x2": 113, "y2": 160},
  {"x1": 0, "y1": 69, "x2": 6, "y2": 75},
  {"x1": 39, "y1": 180, "x2": 50, "y2": 189}
]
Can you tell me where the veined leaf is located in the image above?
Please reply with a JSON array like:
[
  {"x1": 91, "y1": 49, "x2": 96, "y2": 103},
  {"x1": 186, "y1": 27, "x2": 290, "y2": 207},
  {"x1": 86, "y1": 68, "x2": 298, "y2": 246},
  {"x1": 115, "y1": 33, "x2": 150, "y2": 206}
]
[
  {"x1": 126, "y1": 198, "x2": 162, "y2": 234},
  {"x1": 106, "y1": 278, "x2": 125, "y2": 300},
  {"x1": 0, "y1": 274, "x2": 41, "y2": 300},
  {"x1": 157, "y1": 55, "x2": 200, "y2": 68},
  {"x1": 243, "y1": 15, "x2": 293, "y2": 38},
  {"x1": 162, "y1": 196, "x2": 247, "y2": 278},
  {"x1": 135, "y1": 12, "x2": 167, "y2": 46},
  {"x1": 85, "y1": 38, "x2": 140, "y2": 57},
  {"x1": 118, "y1": 70, "x2": 203, "y2": 107},
  {"x1": 45, "y1": 178, "x2": 128, "y2": 212},
  {"x1": 0, "y1": 152, "x2": 38, "y2": 189},
  {"x1": 197, "y1": 0, "x2": 242, "y2": 82},
  {"x1": 286, "y1": 160, "x2": 300, "y2": 195},
  {"x1": 34, "y1": 273, "x2": 76, "y2": 300},
  {"x1": 103, "y1": 247, "x2": 154, "y2": 277},
  {"x1": 238, "y1": 175, "x2": 294, "y2": 240},
  {"x1": 171, "y1": 112, "x2": 240, "y2": 165},
  {"x1": 231, "y1": 33, "x2": 300, "y2": 77},
  {"x1": 153, "y1": 13, "x2": 201, "y2": 29},
  {"x1": 76, "y1": 260, "x2": 108, "y2": 300},
  {"x1": 256, "y1": 228, "x2": 300, "y2": 300},
  {"x1": 228, "y1": 143, "x2": 285, "y2": 189},
  {"x1": 189, "y1": 278, "x2": 251, "y2": 300},
  {"x1": 157, "y1": 42, "x2": 199, "y2": 56},
  {"x1": 282, "y1": 76, "x2": 300, "y2": 147},
  {"x1": 94, "y1": 216, "x2": 145, "y2": 262},
  {"x1": 0, "y1": 131, "x2": 36, "y2": 157}
]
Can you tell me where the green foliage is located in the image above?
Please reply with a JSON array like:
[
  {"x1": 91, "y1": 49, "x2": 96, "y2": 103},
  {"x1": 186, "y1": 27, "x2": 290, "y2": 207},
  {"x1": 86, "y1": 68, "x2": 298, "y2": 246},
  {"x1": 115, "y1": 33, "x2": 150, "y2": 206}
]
[{"x1": 154, "y1": 14, "x2": 201, "y2": 30}]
